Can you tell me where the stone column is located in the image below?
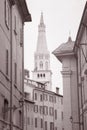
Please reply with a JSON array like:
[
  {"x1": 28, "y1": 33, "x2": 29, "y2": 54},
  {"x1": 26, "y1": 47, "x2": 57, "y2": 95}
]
[{"x1": 61, "y1": 70, "x2": 72, "y2": 130}]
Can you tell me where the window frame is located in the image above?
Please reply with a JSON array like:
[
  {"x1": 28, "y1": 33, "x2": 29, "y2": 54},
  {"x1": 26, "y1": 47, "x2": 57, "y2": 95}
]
[
  {"x1": 35, "y1": 118, "x2": 37, "y2": 128},
  {"x1": 6, "y1": 49, "x2": 9, "y2": 75}
]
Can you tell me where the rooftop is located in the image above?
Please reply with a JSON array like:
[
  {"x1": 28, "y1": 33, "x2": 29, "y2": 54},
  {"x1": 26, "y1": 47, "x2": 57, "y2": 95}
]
[
  {"x1": 16, "y1": 0, "x2": 32, "y2": 22},
  {"x1": 52, "y1": 37, "x2": 75, "y2": 62}
]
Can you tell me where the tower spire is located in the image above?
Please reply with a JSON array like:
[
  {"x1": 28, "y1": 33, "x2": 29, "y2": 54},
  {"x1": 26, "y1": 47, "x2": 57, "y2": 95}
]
[
  {"x1": 36, "y1": 12, "x2": 49, "y2": 53},
  {"x1": 40, "y1": 12, "x2": 44, "y2": 24},
  {"x1": 32, "y1": 13, "x2": 52, "y2": 91}
]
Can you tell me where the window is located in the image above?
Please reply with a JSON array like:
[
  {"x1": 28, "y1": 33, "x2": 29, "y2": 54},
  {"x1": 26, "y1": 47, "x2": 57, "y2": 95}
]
[
  {"x1": 55, "y1": 110, "x2": 57, "y2": 120},
  {"x1": 50, "y1": 122, "x2": 54, "y2": 130},
  {"x1": 13, "y1": 108, "x2": 16, "y2": 124},
  {"x1": 6, "y1": 50, "x2": 9, "y2": 75},
  {"x1": 4, "y1": 0, "x2": 10, "y2": 29},
  {"x1": 35, "y1": 118, "x2": 37, "y2": 128},
  {"x1": 40, "y1": 94, "x2": 43, "y2": 101},
  {"x1": 34, "y1": 105, "x2": 38, "y2": 113},
  {"x1": 43, "y1": 73, "x2": 45, "y2": 77},
  {"x1": 54, "y1": 96, "x2": 56, "y2": 103},
  {"x1": 27, "y1": 117, "x2": 30, "y2": 125},
  {"x1": 49, "y1": 96, "x2": 53, "y2": 102},
  {"x1": 41, "y1": 118, "x2": 43, "y2": 128},
  {"x1": 40, "y1": 106, "x2": 43, "y2": 114},
  {"x1": 3, "y1": 99, "x2": 8, "y2": 120},
  {"x1": 49, "y1": 107, "x2": 54, "y2": 116},
  {"x1": 34, "y1": 93, "x2": 37, "y2": 100},
  {"x1": 40, "y1": 73, "x2": 42, "y2": 77},
  {"x1": 37, "y1": 74, "x2": 39, "y2": 78},
  {"x1": 45, "y1": 61, "x2": 48, "y2": 70},
  {"x1": 61, "y1": 112, "x2": 63, "y2": 120},
  {"x1": 19, "y1": 110, "x2": 22, "y2": 127},
  {"x1": 43, "y1": 106, "x2": 48, "y2": 115},
  {"x1": 45, "y1": 121, "x2": 47, "y2": 130},
  {"x1": 14, "y1": 15, "x2": 17, "y2": 35},
  {"x1": 40, "y1": 61, "x2": 43, "y2": 69},
  {"x1": 44, "y1": 94, "x2": 48, "y2": 101},
  {"x1": 20, "y1": 28, "x2": 23, "y2": 46},
  {"x1": 14, "y1": 63, "x2": 17, "y2": 84}
]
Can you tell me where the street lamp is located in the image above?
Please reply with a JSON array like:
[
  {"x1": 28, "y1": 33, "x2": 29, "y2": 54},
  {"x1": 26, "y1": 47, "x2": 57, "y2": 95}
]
[
  {"x1": 4, "y1": 98, "x2": 24, "y2": 113},
  {"x1": 70, "y1": 116, "x2": 83, "y2": 125}
]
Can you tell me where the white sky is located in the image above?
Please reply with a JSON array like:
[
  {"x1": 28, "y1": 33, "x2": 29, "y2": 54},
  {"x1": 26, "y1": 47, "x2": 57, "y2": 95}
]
[{"x1": 24, "y1": 0, "x2": 86, "y2": 94}]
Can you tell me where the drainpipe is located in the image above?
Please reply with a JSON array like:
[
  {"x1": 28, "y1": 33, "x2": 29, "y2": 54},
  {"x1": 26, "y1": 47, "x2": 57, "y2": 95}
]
[
  {"x1": 75, "y1": 53, "x2": 81, "y2": 130},
  {"x1": 22, "y1": 24, "x2": 24, "y2": 130},
  {"x1": 10, "y1": 3, "x2": 13, "y2": 130},
  {"x1": 79, "y1": 46, "x2": 84, "y2": 130}
]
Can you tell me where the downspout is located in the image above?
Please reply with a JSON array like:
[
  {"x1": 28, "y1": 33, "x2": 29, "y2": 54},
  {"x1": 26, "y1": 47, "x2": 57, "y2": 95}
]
[
  {"x1": 22, "y1": 24, "x2": 24, "y2": 130},
  {"x1": 70, "y1": 56, "x2": 73, "y2": 130},
  {"x1": 78, "y1": 47, "x2": 84, "y2": 130},
  {"x1": 75, "y1": 53, "x2": 81, "y2": 130},
  {"x1": 10, "y1": 3, "x2": 13, "y2": 130}
]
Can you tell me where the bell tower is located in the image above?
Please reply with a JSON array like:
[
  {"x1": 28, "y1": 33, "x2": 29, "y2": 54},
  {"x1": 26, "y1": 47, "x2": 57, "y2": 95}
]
[{"x1": 32, "y1": 13, "x2": 52, "y2": 90}]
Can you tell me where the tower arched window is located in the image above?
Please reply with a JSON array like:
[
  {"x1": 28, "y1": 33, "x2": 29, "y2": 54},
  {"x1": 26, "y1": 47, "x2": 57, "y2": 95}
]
[
  {"x1": 40, "y1": 74, "x2": 42, "y2": 77},
  {"x1": 43, "y1": 73, "x2": 45, "y2": 77},
  {"x1": 45, "y1": 61, "x2": 48, "y2": 70},
  {"x1": 40, "y1": 61, "x2": 43, "y2": 69},
  {"x1": 37, "y1": 74, "x2": 39, "y2": 78}
]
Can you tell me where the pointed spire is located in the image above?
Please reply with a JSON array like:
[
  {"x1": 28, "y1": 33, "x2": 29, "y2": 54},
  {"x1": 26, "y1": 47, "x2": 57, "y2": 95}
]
[
  {"x1": 36, "y1": 13, "x2": 49, "y2": 53},
  {"x1": 40, "y1": 12, "x2": 44, "y2": 24}
]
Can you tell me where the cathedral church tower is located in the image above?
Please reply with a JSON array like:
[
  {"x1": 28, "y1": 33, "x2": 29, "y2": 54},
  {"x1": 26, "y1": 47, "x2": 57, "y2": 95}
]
[{"x1": 32, "y1": 13, "x2": 52, "y2": 90}]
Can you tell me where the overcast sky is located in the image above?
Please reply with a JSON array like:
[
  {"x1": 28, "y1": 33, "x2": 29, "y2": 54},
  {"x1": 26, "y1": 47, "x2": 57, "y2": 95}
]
[{"x1": 24, "y1": 0, "x2": 86, "y2": 94}]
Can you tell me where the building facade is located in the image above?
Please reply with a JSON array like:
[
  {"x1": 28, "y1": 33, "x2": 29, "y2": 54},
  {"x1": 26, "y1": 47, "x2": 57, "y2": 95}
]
[
  {"x1": 24, "y1": 78, "x2": 63, "y2": 130},
  {"x1": 53, "y1": 2, "x2": 87, "y2": 130},
  {"x1": 0, "y1": 0, "x2": 31, "y2": 130},
  {"x1": 74, "y1": 2, "x2": 87, "y2": 130},
  {"x1": 32, "y1": 13, "x2": 52, "y2": 91},
  {"x1": 24, "y1": 98, "x2": 34, "y2": 130},
  {"x1": 53, "y1": 37, "x2": 79, "y2": 130}
]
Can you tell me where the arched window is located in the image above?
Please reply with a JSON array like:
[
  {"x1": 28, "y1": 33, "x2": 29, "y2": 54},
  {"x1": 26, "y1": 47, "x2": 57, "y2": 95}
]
[
  {"x1": 45, "y1": 61, "x2": 48, "y2": 70},
  {"x1": 3, "y1": 99, "x2": 8, "y2": 120},
  {"x1": 40, "y1": 61, "x2": 43, "y2": 69},
  {"x1": 37, "y1": 74, "x2": 39, "y2": 78},
  {"x1": 43, "y1": 73, "x2": 45, "y2": 77},
  {"x1": 40, "y1": 74, "x2": 42, "y2": 77}
]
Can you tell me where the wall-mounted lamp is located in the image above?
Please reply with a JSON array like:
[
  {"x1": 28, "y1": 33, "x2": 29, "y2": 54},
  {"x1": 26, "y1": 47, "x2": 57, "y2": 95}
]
[
  {"x1": 70, "y1": 116, "x2": 83, "y2": 125},
  {"x1": 3, "y1": 98, "x2": 24, "y2": 113}
]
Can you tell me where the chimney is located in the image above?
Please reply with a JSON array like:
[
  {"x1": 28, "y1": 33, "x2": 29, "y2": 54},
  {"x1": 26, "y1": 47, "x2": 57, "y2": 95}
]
[
  {"x1": 24, "y1": 69, "x2": 29, "y2": 78},
  {"x1": 25, "y1": 92, "x2": 30, "y2": 100},
  {"x1": 56, "y1": 87, "x2": 59, "y2": 94}
]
